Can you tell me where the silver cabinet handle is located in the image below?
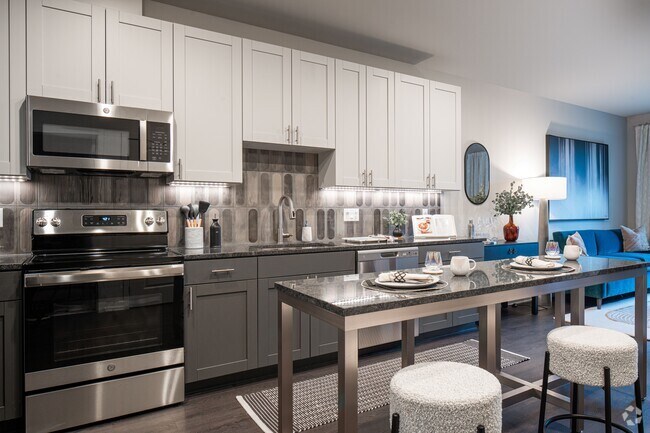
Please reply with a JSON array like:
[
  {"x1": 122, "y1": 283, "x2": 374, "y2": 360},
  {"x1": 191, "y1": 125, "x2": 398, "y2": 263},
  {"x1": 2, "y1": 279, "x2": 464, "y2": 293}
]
[
  {"x1": 110, "y1": 80, "x2": 114, "y2": 104},
  {"x1": 294, "y1": 126, "x2": 299, "y2": 144},
  {"x1": 433, "y1": 174, "x2": 436, "y2": 188},
  {"x1": 369, "y1": 170, "x2": 373, "y2": 186},
  {"x1": 361, "y1": 170, "x2": 367, "y2": 186},
  {"x1": 178, "y1": 158, "x2": 182, "y2": 180},
  {"x1": 189, "y1": 286, "x2": 193, "y2": 311},
  {"x1": 448, "y1": 250, "x2": 461, "y2": 255},
  {"x1": 211, "y1": 268, "x2": 235, "y2": 274},
  {"x1": 426, "y1": 174, "x2": 430, "y2": 188},
  {"x1": 97, "y1": 78, "x2": 102, "y2": 102},
  {"x1": 286, "y1": 125, "x2": 291, "y2": 143}
]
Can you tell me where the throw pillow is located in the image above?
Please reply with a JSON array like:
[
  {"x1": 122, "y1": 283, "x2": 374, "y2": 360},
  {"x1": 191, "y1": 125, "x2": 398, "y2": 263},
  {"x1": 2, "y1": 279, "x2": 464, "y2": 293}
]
[
  {"x1": 566, "y1": 232, "x2": 588, "y2": 256},
  {"x1": 621, "y1": 225, "x2": 650, "y2": 252}
]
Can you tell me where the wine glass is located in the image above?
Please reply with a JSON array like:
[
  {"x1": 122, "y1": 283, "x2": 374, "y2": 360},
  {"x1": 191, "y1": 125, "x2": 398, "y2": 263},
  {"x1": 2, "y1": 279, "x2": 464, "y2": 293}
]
[
  {"x1": 545, "y1": 241, "x2": 560, "y2": 257},
  {"x1": 425, "y1": 251, "x2": 443, "y2": 270}
]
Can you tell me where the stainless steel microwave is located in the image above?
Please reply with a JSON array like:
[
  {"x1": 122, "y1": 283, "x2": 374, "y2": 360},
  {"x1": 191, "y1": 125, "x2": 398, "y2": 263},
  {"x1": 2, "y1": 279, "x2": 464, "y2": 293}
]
[{"x1": 27, "y1": 96, "x2": 174, "y2": 176}]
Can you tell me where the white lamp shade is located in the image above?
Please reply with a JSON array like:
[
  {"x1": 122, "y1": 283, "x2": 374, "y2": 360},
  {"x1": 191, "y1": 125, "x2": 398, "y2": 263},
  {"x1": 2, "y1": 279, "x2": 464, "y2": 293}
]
[{"x1": 522, "y1": 176, "x2": 567, "y2": 200}]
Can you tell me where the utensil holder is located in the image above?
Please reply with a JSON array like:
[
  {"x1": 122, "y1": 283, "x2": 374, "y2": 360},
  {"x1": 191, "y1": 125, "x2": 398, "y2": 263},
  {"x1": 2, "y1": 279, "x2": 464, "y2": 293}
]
[{"x1": 185, "y1": 227, "x2": 204, "y2": 249}]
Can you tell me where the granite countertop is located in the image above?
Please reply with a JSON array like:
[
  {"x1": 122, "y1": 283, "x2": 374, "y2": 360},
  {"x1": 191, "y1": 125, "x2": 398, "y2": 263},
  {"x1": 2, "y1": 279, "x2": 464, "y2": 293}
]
[
  {"x1": 274, "y1": 257, "x2": 649, "y2": 317},
  {"x1": 172, "y1": 236, "x2": 486, "y2": 260},
  {"x1": 0, "y1": 253, "x2": 33, "y2": 270}
]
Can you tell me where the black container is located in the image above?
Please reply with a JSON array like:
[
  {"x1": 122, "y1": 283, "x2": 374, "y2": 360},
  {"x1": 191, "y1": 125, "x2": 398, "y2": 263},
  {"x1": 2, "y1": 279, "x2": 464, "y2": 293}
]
[{"x1": 209, "y1": 218, "x2": 222, "y2": 248}]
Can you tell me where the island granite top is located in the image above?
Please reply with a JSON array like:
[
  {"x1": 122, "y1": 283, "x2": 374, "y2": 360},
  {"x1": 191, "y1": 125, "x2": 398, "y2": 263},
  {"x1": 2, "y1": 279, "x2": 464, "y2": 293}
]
[
  {"x1": 0, "y1": 253, "x2": 33, "y2": 270},
  {"x1": 172, "y1": 236, "x2": 486, "y2": 260},
  {"x1": 274, "y1": 257, "x2": 649, "y2": 317}
]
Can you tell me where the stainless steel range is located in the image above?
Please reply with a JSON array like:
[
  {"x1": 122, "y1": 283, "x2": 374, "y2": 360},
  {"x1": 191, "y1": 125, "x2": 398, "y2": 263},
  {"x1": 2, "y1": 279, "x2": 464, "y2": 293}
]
[{"x1": 23, "y1": 209, "x2": 184, "y2": 433}]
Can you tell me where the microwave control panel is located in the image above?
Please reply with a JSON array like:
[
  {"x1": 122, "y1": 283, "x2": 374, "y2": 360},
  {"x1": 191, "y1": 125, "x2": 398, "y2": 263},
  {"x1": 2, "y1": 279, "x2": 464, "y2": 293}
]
[{"x1": 147, "y1": 121, "x2": 171, "y2": 163}]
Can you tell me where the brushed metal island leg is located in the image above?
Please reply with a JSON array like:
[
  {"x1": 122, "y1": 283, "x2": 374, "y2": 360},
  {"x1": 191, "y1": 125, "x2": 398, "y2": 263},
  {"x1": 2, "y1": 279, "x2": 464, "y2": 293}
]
[
  {"x1": 479, "y1": 304, "x2": 501, "y2": 374},
  {"x1": 401, "y1": 320, "x2": 415, "y2": 367},
  {"x1": 570, "y1": 287, "x2": 585, "y2": 431},
  {"x1": 554, "y1": 291, "x2": 566, "y2": 328},
  {"x1": 278, "y1": 302, "x2": 293, "y2": 433},
  {"x1": 636, "y1": 272, "x2": 648, "y2": 398},
  {"x1": 338, "y1": 329, "x2": 359, "y2": 433}
]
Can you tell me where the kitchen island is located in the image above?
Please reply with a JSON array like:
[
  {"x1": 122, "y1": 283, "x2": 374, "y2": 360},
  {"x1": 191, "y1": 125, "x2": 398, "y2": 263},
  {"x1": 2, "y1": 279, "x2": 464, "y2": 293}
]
[{"x1": 275, "y1": 257, "x2": 649, "y2": 433}]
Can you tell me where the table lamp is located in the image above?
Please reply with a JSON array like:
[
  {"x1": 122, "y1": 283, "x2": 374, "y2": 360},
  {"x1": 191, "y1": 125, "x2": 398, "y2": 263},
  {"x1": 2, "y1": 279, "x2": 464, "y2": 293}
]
[{"x1": 522, "y1": 176, "x2": 567, "y2": 255}]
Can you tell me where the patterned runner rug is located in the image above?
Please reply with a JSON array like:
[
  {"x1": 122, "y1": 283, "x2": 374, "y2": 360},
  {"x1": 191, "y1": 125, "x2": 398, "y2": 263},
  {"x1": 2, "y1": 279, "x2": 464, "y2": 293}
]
[{"x1": 237, "y1": 339, "x2": 529, "y2": 433}]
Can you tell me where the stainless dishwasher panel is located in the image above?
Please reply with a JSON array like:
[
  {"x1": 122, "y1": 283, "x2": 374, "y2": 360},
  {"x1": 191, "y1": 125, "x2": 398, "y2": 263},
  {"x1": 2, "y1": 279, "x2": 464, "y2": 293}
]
[{"x1": 357, "y1": 247, "x2": 419, "y2": 349}]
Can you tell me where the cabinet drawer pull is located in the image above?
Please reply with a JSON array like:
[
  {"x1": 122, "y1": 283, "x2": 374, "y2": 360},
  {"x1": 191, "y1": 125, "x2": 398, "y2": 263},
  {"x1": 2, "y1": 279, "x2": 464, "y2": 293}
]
[
  {"x1": 97, "y1": 78, "x2": 102, "y2": 102},
  {"x1": 110, "y1": 80, "x2": 115, "y2": 104},
  {"x1": 286, "y1": 125, "x2": 291, "y2": 143},
  {"x1": 189, "y1": 287, "x2": 193, "y2": 311},
  {"x1": 448, "y1": 250, "x2": 461, "y2": 254},
  {"x1": 294, "y1": 126, "x2": 299, "y2": 144},
  {"x1": 211, "y1": 268, "x2": 235, "y2": 274}
]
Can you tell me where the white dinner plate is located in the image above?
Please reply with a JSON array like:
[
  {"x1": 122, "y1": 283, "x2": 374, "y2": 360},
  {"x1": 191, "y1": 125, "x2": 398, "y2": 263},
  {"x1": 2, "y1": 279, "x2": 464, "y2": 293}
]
[
  {"x1": 374, "y1": 276, "x2": 440, "y2": 289},
  {"x1": 509, "y1": 261, "x2": 563, "y2": 271}
]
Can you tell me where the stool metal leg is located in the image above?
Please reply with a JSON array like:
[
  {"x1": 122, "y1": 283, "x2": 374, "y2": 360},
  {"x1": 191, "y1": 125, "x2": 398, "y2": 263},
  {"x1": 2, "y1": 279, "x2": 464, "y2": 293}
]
[
  {"x1": 635, "y1": 378, "x2": 644, "y2": 433},
  {"x1": 477, "y1": 426, "x2": 486, "y2": 433},
  {"x1": 571, "y1": 382, "x2": 580, "y2": 433},
  {"x1": 605, "y1": 367, "x2": 613, "y2": 433},
  {"x1": 391, "y1": 413, "x2": 400, "y2": 433},
  {"x1": 538, "y1": 351, "x2": 550, "y2": 433}
]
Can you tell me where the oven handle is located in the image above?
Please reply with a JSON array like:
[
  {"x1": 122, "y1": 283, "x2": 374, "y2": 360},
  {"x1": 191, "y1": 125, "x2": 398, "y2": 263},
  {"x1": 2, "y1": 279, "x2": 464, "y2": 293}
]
[{"x1": 24, "y1": 264, "x2": 184, "y2": 288}]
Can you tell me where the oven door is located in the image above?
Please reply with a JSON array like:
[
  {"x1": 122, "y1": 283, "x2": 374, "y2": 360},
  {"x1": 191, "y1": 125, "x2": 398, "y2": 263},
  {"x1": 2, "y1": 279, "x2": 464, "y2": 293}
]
[
  {"x1": 24, "y1": 264, "x2": 184, "y2": 390},
  {"x1": 27, "y1": 96, "x2": 147, "y2": 172}
]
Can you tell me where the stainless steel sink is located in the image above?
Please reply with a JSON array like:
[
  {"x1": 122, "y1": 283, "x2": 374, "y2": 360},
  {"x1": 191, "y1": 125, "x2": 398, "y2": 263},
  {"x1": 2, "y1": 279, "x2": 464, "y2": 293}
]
[{"x1": 249, "y1": 242, "x2": 335, "y2": 252}]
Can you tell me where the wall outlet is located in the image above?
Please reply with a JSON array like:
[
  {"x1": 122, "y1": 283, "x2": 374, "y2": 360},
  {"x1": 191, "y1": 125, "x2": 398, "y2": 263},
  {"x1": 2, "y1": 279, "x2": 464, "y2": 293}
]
[{"x1": 343, "y1": 208, "x2": 359, "y2": 222}]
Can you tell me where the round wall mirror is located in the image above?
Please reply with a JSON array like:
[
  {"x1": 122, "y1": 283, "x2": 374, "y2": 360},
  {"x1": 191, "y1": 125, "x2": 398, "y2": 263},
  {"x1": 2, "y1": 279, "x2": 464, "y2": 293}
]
[{"x1": 464, "y1": 143, "x2": 490, "y2": 205}]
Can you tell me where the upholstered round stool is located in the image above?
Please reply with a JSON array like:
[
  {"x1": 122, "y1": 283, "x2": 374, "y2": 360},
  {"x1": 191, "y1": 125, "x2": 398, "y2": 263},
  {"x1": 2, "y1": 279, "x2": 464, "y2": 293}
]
[
  {"x1": 539, "y1": 325, "x2": 644, "y2": 433},
  {"x1": 389, "y1": 361, "x2": 502, "y2": 433}
]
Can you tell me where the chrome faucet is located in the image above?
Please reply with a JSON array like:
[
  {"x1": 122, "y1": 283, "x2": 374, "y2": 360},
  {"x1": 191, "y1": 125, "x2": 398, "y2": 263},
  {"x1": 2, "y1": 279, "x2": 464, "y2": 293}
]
[{"x1": 277, "y1": 195, "x2": 296, "y2": 244}]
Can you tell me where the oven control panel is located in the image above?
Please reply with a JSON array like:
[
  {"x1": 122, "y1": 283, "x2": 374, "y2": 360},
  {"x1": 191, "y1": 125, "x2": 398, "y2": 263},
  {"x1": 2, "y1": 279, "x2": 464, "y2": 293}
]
[
  {"x1": 33, "y1": 210, "x2": 168, "y2": 235},
  {"x1": 83, "y1": 215, "x2": 127, "y2": 227}
]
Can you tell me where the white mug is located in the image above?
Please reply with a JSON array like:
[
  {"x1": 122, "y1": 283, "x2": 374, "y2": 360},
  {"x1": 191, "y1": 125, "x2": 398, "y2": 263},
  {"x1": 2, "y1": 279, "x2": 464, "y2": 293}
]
[
  {"x1": 450, "y1": 256, "x2": 477, "y2": 276},
  {"x1": 564, "y1": 245, "x2": 582, "y2": 261}
]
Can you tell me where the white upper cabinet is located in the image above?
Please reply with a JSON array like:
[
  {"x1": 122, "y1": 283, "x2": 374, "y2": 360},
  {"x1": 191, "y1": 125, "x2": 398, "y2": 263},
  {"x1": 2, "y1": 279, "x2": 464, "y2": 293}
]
[
  {"x1": 429, "y1": 81, "x2": 462, "y2": 190},
  {"x1": 243, "y1": 40, "x2": 291, "y2": 145},
  {"x1": 27, "y1": 0, "x2": 105, "y2": 103},
  {"x1": 106, "y1": 10, "x2": 172, "y2": 111},
  {"x1": 291, "y1": 50, "x2": 335, "y2": 149},
  {"x1": 365, "y1": 67, "x2": 394, "y2": 188},
  {"x1": 0, "y1": 0, "x2": 26, "y2": 176},
  {"x1": 174, "y1": 24, "x2": 242, "y2": 183},
  {"x1": 333, "y1": 60, "x2": 366, "y2": 187}
]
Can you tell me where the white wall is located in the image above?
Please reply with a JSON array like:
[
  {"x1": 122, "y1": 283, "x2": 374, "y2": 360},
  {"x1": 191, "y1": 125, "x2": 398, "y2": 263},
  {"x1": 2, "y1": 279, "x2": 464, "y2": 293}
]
[
  {"x1": 145, "y1": 0, "x2": 628, "y2": 243},
  {"x1": 627, "y1": 113, "x2": 650, "y2": 227},
  {"x1": 77, "y1": 0, "x2": 142, "y2": 14}
]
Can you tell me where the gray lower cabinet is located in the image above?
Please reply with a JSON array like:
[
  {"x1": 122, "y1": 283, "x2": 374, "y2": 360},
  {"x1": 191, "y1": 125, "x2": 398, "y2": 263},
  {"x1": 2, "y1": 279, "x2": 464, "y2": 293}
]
[
  {"x1": 257, "y1": 275, "x2": 311, "y2": 366},
  {"x1": 184, "y1": 258, "x2": 258, "y2": 383},
  {"x1": 418, "y1": 241, "x2": 484, "y2": 333},
  {"x1": 0, "y1": 272, "x2": 21, "y2": 421}
]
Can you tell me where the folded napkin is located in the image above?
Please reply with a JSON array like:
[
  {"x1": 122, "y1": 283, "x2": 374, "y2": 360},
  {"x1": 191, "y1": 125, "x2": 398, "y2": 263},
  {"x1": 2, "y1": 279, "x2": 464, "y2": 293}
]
[
  {"x1": 514, "y1": 256, "x2": 556, "y2": 269},
  {"x1": 378, "y1": 271, "x2": 434, "y2": 283}
]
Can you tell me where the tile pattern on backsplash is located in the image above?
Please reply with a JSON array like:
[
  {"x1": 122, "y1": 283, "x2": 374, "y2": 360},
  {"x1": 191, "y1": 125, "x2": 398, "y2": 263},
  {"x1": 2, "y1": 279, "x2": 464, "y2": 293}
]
[{"x1": 0, "y1": 149, "x2": 440, "y2": 252}]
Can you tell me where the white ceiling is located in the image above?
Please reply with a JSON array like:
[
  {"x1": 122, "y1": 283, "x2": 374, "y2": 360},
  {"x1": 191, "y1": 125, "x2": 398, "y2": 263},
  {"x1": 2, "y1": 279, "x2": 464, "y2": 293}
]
[{"x1": 157, "y1": 0, "x2": 650, "y2": 117}]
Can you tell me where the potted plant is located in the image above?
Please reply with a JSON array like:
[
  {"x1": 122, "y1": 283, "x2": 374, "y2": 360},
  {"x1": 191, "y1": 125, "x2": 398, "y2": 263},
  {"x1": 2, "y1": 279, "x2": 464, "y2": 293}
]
[
  {"x1": 385, "y1": 210, "x2": 408, "y2": 238},
  {"x1": 492, "y1": 181, "x2": 533, "y2": 242}
]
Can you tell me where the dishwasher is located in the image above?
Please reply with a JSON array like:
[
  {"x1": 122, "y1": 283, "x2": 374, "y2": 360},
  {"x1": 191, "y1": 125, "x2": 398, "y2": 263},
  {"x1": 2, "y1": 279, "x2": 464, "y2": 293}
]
[{"x1": 357, "y1": 247, "x2": 420, "y2": 349}]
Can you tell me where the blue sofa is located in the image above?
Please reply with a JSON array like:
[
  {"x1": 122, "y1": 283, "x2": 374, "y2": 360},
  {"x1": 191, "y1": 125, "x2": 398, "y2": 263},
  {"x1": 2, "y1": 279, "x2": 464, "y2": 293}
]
[{"x1": 553, "y1": 229, "x2": 650, "y2": 308}]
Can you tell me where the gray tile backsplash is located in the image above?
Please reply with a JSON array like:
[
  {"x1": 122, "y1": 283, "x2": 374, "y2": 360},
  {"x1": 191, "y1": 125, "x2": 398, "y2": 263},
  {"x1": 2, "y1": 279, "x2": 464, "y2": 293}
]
[{"x1": 0, "y1": 149, "x2": 441, "y2": 253}]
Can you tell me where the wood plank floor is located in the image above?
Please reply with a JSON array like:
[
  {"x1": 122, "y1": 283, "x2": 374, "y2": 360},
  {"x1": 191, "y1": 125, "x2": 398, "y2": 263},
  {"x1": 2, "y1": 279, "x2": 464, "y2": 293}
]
[{"x1": 80, "y1": 303, "x2": 647, "y2": 433}]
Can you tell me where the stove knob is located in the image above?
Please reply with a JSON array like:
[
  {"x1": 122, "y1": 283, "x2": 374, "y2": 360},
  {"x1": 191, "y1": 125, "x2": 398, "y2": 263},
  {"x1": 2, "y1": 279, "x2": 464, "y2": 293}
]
[
  {"x1": 144, "y1": 216, "x2": 154, "y2": 226},
  {"x1": 156, "y1": 216, "x2": 166, "y2": 225},
  {"x1": 36, "y1": 217, "x2": 48, "y2": 227},
  {"x1": 50, "y1": 217, "x2": 61, "y2": 227}
]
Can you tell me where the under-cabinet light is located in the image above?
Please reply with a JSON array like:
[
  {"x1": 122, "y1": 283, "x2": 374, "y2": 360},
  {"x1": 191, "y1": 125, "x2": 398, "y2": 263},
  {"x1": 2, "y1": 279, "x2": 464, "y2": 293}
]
[
  {"x1": 168, "y1": 181, "x2": 232, "y2": 188},
  {"x1": 320, "y1": 186, "x2": 442, "y2": 193}
]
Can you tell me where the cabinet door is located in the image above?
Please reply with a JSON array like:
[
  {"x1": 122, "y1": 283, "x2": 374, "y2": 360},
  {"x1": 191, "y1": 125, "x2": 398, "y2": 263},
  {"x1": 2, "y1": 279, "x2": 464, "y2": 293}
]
[
  {"x1": 106, "y1": 10, "x2": 172, "y2": 110},
  {"x1": 365, "y1": 67, "x2": 394, "y2": 187},
  {"x1": 334, "y1": 60, "x2": 366, "y2": 187},
  {"x1": 395, "y1": 73, "x2": 429, "y2": 189},
  {"x1": 258, "y1": 276, "x2": 311, "y2": 366},
  {"x1": 174, "y1": 24, "x2": 242, "y2": 183},
  {"x1": 291, "y1": 50, "x2": 335, "y2": 148},
  {"x1": 242, "y1": 40, "x2": 291, "y2": 145},
  {"x1": 430, "y1": 82, "x2": 461, "y2": 190},
  {"x1": 27, "y1": 0, "x2": 105, "y2": 103},
  {"x1": 184, "y1": 281, "x2": 257, "y2": 383},
  {"x1": 418, "y1": 312, "x2": 453, "y2": 334},
  {"x1": 452, "y1": 309, "x2": 479, "y2": 326},
  {"x1": 0, "y1": 301, "x2": 21, "y2": 421}
]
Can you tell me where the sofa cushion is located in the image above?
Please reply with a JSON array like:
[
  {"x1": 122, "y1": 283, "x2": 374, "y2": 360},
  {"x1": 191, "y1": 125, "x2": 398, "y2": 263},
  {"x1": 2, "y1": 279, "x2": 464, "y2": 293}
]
[
  {"x1": 603, "y1": 252, "x2": 650, "y2": 262},
  {"x1": 553, "y1": 230, "x2": 598, "y2": 256},
  {"x1": 594, "y1": 230, "x2": 624, "y2": 255},
  {"x1": 620, "y1": 225, "x2": 650, "y2": 252}
]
